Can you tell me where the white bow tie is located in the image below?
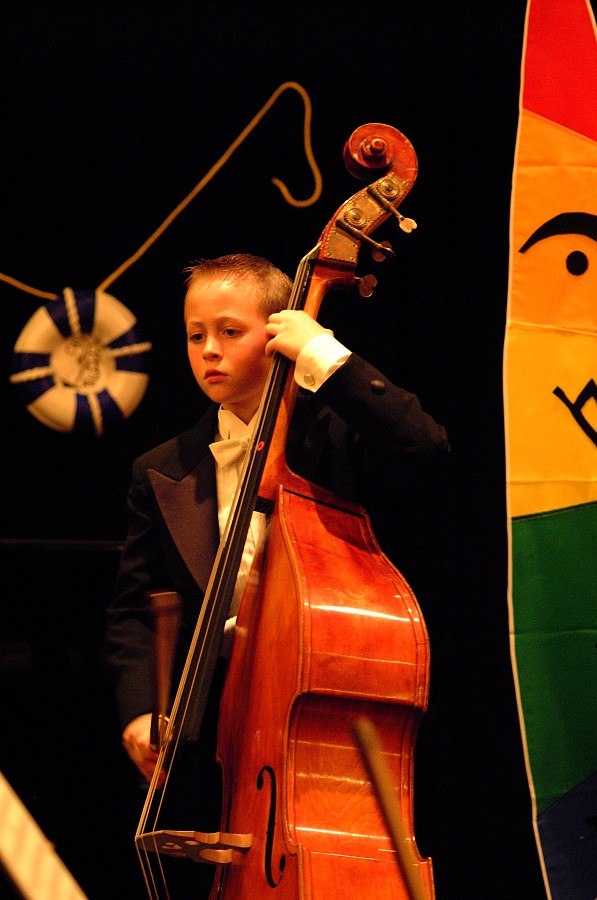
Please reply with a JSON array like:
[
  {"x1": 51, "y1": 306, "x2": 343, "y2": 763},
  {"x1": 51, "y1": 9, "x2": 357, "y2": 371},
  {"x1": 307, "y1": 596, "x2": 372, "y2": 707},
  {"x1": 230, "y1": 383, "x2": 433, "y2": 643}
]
[{"x1": 209, "y1": 434, "x2": 251, "y2": 468}]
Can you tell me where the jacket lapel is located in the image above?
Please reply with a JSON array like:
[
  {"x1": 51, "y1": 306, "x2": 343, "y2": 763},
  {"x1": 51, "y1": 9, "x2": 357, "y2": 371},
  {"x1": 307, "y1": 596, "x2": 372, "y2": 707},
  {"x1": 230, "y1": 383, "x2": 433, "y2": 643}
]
[{"x1": 148, "y1": 436, "x2": 220, "y2": 596}]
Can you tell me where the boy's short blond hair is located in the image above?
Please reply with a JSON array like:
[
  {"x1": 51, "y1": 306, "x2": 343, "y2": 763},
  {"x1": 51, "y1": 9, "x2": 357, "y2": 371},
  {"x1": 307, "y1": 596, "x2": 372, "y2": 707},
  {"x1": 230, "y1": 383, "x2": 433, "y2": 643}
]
[{"x1": 184, "y1": 254, "x2": 293, "y2": 319}]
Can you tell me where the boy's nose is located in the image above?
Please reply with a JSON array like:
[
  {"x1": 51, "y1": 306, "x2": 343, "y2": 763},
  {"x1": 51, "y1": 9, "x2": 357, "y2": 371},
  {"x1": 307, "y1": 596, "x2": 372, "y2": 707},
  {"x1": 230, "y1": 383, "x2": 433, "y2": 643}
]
[{"x1": 202, "y1": 336, "x2": 221, "y2": 358}]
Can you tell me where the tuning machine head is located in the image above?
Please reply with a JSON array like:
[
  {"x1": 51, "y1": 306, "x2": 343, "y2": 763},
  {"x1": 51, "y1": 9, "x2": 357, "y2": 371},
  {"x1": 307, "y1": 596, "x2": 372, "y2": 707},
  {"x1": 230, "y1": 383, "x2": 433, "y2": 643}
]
[
  {"x1": 371, "y1": 241, "x2": 394, "y2": 263},
  {"x1": 356, "y1": 274, "x2": 378, "y2": 298}
]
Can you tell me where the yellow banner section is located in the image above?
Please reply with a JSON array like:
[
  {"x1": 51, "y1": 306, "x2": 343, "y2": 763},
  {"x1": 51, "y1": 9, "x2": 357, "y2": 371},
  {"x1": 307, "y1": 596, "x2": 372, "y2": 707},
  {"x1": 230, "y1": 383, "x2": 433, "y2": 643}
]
[{"x1": 505, "y1": 110, "x2": 597, "y2": 518}]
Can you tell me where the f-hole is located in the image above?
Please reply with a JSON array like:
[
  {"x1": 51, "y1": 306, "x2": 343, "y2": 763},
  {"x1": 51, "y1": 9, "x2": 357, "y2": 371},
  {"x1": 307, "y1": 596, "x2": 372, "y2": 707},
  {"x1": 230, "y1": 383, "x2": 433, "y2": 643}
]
[{"x1": 256, "y1": 765, "x2": 286, "y2": 887}]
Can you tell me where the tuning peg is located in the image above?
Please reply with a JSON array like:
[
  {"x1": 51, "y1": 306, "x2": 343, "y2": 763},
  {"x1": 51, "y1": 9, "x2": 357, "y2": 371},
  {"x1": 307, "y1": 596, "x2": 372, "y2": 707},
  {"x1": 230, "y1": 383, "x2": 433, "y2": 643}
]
[
  {"x1": 397, "y1": 214, "x2": 417, "y2": 233},
  {"x1": 366, "y1": 183, "x2": 418, "y2": 234},
  {"x1": 382, "y1": 202, "x2": 417, "y2": 233},
  {"x1": 371, "y1": 241, "x2": 394, "y2": 263},
  {"x1": 356, "y1": 274, "x2": 377, "y2": 298},
  {"x1": 336, "y1": 218, "x2": 396, "y2": 260}
]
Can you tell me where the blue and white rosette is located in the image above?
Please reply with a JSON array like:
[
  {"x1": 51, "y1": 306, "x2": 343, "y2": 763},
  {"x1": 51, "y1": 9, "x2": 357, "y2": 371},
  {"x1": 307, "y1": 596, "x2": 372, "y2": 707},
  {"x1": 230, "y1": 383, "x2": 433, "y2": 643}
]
[{"x1": 10, "y1": 288, "x2": 152, "y2": 435}]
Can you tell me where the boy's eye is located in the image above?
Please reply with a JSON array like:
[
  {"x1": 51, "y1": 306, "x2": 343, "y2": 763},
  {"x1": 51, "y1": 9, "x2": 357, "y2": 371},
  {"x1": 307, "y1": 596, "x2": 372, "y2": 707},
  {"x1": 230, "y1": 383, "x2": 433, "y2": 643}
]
[
  {"x1": 223, "y1": 327, "x2": 241, "y2": 337},
  {"x1": 188, "y1": 332, "x2": 205, "y2": 343}
]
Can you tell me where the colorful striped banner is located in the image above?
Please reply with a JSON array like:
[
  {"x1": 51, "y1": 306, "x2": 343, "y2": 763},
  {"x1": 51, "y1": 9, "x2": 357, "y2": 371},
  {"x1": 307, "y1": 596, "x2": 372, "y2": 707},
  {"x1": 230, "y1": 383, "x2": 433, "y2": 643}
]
[{"x1": 504, "y1": 1, "x2": 597, "y2": 897}]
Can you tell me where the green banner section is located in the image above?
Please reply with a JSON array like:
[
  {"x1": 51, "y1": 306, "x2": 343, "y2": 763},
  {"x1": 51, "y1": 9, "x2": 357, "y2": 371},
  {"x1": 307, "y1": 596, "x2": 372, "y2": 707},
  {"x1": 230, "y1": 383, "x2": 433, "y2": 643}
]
[{"x1": 511, "y1": 501, "x2": 597, "y2": 813}]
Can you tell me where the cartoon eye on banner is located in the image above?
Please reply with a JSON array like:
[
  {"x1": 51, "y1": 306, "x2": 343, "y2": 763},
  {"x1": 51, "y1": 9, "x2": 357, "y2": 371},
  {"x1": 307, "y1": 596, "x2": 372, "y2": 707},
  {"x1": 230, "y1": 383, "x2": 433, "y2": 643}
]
[
  {"x1": 10, "y1": 289, "x2": 151, "y2": 436},
  {"x1": 3, "y1": 82, "x2": 321, "y2": 436},
  {"x1": 504, "y1": 1, "x2": 597, "y2": 897}
]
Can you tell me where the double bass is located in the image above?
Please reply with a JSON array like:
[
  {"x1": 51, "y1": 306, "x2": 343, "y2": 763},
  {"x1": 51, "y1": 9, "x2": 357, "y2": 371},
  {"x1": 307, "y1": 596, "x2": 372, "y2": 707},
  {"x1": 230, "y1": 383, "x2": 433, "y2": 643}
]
[{"x1": 136, "y1": 123, "x2": 435, "y2": 900}]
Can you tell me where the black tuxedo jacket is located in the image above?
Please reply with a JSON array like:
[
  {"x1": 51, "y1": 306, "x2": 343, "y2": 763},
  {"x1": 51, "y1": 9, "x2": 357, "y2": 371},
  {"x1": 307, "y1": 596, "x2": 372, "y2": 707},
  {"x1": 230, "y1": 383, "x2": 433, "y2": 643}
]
[{"x1": 106, "y1": 354, "x2": 449, "y2": 728}]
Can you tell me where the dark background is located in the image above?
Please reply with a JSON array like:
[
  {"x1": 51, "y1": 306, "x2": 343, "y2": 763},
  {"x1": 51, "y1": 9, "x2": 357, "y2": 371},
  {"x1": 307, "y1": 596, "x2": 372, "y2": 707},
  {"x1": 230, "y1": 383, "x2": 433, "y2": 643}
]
[{"x1": 0, "y1": 1, "x2": 573, "y2": 897}]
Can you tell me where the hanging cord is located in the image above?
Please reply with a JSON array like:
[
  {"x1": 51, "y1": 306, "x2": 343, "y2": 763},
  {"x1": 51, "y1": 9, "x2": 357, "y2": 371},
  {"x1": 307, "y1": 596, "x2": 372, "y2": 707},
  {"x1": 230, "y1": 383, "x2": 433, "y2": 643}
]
[
  {"x1": 0, "y1": 274, "x2": 59, "y2": 301},
  {"x1": 0, "y1": 81, "x2": 321, "y2": 302}
]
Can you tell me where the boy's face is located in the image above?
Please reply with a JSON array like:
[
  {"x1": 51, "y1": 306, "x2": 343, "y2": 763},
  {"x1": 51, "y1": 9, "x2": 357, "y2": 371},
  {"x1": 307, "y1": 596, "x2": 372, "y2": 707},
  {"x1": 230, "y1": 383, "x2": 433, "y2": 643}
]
[{"x1": 184, "y1": 275, "x2": 271, "y2": 424}]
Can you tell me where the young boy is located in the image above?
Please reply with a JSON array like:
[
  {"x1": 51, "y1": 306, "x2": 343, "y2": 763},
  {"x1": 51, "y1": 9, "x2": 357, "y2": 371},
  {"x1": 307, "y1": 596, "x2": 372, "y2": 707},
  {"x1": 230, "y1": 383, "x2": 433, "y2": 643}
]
[{"x1": 106, "y1": 251, "x2": 448, "y2": 821}]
